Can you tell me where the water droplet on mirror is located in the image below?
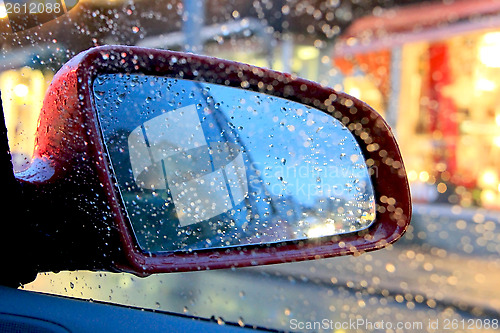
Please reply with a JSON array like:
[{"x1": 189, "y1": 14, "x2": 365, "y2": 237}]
[{"x1": 94, "y1": 91, "x2": 105, "y2": 100}]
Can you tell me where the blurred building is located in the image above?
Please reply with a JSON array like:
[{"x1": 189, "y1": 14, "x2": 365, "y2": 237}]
[
  {"x1": 4, "y1": 0, "x2": 500, "y2": 209},
  {"x1": 332, "y1": 0, "x2": 500, "y2": 208}
]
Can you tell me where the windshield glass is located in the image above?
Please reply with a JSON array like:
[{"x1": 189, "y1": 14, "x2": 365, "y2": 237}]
[{"x1": 3, "y1": 0, "x2": 500, "y2": 331}]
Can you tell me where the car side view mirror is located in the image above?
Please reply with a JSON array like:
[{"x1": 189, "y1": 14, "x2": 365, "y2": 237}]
[{"x1": 12, "y1": 46, "x2": 411, "y2": 278}]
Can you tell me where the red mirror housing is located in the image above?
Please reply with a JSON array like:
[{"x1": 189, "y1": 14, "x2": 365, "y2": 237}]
[{"x1": 16, "y1": 46, "x2": 411, "y2": 277}]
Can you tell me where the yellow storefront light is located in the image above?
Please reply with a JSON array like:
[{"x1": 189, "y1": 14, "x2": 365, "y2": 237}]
[
  {"x1": 479, "y1": 32, "x2": 500, "y2": 68},
  {"x1": 0, "y1": 3, "x2": 7, "y2": 19},
  {"x1": 0, "y1": 67, "x2": 48, "y2": 167},
  {"x1": 297, "y1": 46, "x2": 319, "y2": 61},
  {"x1": 481, "y1": 189, "x2": 497, "y2": 205},
  {"x1": 407, "y1": 170, "x2": 418, "y2": 182},
  {"x1": 419, "y1": 171, "x2": 430, "y2": 182},
  {"x1": 494, "y1": 136, "x2": 500, "y2": 148},
  {"x1": 475, "y1": 77, "x2": 496, "y2": 92},
  {"x1": 14, "y1": 83, "x2": 29, "y2": 98},
  {"x1": 347, "y1": 86, "x2": 361, "y2": 99},
  {"x1": 480, "y1": 169, "x2": 498, "y2": 188}
]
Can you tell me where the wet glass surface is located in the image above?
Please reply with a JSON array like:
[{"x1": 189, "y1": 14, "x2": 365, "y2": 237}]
[{"x1": 94, "y1": 73, "x2": 375, "y2": 252}]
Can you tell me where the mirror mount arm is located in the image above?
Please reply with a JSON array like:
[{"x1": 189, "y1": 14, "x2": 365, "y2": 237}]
[{"x1": 13, "y1": 162, "x2": 128, "y2": 276}]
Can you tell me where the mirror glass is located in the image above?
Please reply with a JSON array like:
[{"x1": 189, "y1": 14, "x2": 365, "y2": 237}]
[{"x1": 93, "y1": 74, "x2": 376, "y2": 253}]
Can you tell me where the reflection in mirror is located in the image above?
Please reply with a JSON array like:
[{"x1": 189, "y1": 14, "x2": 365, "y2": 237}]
[{"x1": 93, "y1": 74, "x2": 376, "y2": 253}]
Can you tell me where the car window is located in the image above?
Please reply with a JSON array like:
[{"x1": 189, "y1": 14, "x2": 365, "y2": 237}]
[{"x1": 3, "y1": 0, "x2": 500, "y2": 331}]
